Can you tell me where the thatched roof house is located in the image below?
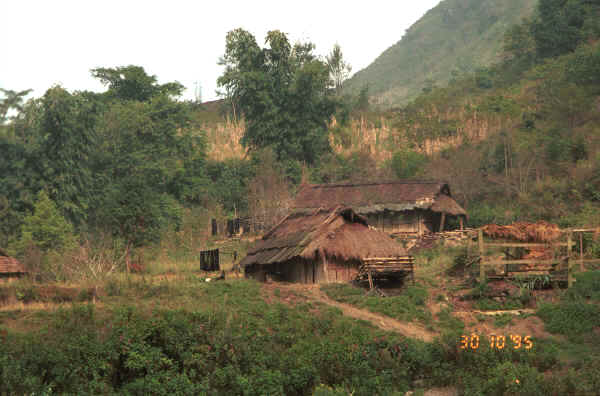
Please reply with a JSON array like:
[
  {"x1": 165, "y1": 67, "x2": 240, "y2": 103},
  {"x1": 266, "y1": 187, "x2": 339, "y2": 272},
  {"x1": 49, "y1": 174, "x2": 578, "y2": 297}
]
[
  {"x1": 0, "y1": 249, "x2": 27, "y2": 281},
  {"x1": 292, "y1": 181, "x2": 467, "y2": 236},
  {"x1": 241, "y1": 207, "x2": 407, "y2": 283}
]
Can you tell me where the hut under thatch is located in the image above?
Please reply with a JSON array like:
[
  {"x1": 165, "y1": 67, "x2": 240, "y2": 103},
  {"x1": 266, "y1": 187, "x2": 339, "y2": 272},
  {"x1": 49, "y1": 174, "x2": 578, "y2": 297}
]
[
  {"x1": 292, "y1": 181, "x2": 468, "y2": 237},
  {"x1": 0, "y1": 249, "x2": 27, "y2": 282},
  {"x1": 240, "y1": 207, "x2": 408, "y2": 284}
]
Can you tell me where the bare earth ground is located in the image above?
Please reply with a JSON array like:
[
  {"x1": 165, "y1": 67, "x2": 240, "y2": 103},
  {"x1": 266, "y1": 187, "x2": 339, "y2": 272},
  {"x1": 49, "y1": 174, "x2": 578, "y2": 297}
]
[{"x1": 260, "y1": 282, "x2": 438, "y2": 342}]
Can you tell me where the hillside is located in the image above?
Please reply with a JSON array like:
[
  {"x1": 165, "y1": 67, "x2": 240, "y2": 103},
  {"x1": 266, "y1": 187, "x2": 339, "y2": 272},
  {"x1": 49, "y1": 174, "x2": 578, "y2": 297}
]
[{"x1": 344, "y1": 0, "x2": 537, "y2": 107}]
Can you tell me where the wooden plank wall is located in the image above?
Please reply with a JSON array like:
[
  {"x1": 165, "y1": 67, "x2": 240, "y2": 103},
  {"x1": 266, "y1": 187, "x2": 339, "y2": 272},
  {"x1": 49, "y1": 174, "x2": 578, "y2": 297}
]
[{"x1": 326, "y1": 259, "x2": 360, "y2": 283}]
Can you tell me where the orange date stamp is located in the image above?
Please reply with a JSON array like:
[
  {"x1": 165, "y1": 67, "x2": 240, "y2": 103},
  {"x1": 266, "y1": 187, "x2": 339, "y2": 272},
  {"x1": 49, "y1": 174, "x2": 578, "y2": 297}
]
[{"x1": 460, "y1": 334, "x2": 533, "y2": 350}]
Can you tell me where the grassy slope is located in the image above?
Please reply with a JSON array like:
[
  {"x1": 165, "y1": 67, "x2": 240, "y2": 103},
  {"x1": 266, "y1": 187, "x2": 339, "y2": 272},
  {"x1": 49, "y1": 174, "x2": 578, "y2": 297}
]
[
  {"x1": 2, "y1": 249, "x2": 600, "y2": 394},
  {"x1": 344, "y1": 0, "x2": 537, "y2": 107}
]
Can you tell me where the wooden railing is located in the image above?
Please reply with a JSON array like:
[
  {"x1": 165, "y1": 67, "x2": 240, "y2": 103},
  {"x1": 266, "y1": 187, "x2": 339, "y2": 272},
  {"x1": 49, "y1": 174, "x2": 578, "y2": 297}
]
[{"x1": 477, "y1": 228, "x2": 600, "y2": 287}]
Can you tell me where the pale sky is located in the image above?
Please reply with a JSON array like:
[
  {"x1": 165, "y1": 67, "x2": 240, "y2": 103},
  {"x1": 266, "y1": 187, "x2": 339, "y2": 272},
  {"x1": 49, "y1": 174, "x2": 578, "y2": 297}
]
[{"x1": 1, "y1": 0, "x2": 440, "y2": 102}]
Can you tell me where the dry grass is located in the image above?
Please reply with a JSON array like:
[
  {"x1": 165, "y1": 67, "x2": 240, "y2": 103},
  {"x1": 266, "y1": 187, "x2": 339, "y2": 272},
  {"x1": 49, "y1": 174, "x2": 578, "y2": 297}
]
[{"x1": 0, "y1": 301, "x2": 71, "y2": 313}]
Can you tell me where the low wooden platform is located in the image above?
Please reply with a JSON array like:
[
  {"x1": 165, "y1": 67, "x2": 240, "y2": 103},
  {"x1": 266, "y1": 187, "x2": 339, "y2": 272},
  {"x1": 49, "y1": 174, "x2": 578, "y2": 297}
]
[{"x1": 357, "y1": 256, "x2": 415, "y2": 288}]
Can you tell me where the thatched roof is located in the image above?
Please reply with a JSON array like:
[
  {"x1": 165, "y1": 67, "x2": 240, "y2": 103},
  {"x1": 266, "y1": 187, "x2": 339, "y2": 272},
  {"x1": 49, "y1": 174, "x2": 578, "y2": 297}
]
[
  {"x1": 293, "y1": 181, "x2": 467, "y2": 217},
  {"x1": 0, "y1": 249, "x2": 27, "y2": 275},
  {"x1": 240, "y1": 207, "x2": 407, "y2": 267}
]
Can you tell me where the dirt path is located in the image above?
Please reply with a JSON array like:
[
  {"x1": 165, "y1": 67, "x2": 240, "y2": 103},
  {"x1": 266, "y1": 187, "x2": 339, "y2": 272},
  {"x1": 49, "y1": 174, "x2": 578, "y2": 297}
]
[
  {"x1": 310, "y1": 288, "x2": 438, "y2": 342},
  {"x1": 263, "y1": 283, "x2": 439, "y2": 342}
]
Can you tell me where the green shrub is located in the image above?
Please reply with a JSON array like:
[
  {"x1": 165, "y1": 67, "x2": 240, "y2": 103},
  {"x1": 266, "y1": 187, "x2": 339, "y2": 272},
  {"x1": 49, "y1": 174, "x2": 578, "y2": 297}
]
[
  {"x1": 105, "y1": 278, "x2": 122, "y2": 296},
  {"x1": 321, "y1": 284, "x2": 432, "y2": 323},
  {"x1": 390, "y1": 149, "x2": 428, "y2": 179},
  {"x1": 537, "y1": 301, "x2": 600, "y2": 340},
  {"x1": 493, "y1": 314, "x2": 514, "y2": 328},
  {"x1": 15, "y1": 285, "x2": 39, "y2": 303},
  {"x1": 17, "y1": 190, "x2": 77, "y2": 254},
  {"x1": 475, "y1": 298, "x2": 523, "y2": 311},
  {"x1": 568, "y1": 271, "x2": 600, "y2": 300}
]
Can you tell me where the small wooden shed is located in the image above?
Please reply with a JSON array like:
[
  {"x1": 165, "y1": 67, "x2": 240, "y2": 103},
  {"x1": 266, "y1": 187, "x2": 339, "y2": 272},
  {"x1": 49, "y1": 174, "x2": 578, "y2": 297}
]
[
  {"x1": 0, "y1": 249, "x2": 27, "y2": 282},
  {"x1": 240, "y1": 207, "x2": 409, "y2": 284},
  {"x1": 293, "y1": 181, "x2": 468, "y2": 237}
]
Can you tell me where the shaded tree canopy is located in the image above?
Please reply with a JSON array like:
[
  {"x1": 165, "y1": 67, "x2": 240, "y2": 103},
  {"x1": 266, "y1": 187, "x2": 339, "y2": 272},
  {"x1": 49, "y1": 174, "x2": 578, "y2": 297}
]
[
  {"x1": 217, "y1": 29, "x2": 336, "y2": 165},
  {"x1": 91, "y1": 65, "x2": 184, "y2": 102}
]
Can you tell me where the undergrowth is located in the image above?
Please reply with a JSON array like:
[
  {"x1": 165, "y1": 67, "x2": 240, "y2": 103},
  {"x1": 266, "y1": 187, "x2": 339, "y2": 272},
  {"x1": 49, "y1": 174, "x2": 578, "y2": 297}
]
[
  {"x1": 1, "y1": 277, "x2": 600, "y2": 394},
  {"x1": 321, "y1": 283, "x2": 432, "y2": 324}
]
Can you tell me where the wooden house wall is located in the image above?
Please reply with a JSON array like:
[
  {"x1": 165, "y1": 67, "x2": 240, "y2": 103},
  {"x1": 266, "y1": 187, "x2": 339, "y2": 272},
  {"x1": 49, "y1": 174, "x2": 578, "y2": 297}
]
[
  {"x1": 366, "y1": 211, "x2": 426, "y2": 235},
  {"x1": 246, "y1": 257, "x2": 360, "y2": 284},
  {"x1": 324, "y1": 258, "x2": 360, "y2": 283}
]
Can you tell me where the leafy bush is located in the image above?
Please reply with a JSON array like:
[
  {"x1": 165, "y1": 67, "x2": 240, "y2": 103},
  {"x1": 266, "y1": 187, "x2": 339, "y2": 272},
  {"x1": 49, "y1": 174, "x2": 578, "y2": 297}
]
[
  {"x1": 17, "y1": 190, "x2": 77, "y2": 255},
  {"x1": 493, "y1": 314, "x2": 514, "y2": 328},
  {"x1": 567, "y1": 271, "x2": 600, "y2": 300},
  {"x1": 390, "y1": 149, "x2": 428, "y2": 179},
  {"x1": 15, "y1": 284, "x2": 39, "y2": 303},
  {"x1": 537, "y1": 301, "x2": 600, "y2": 340},
  {"x1": 0, "y1": 278, "x2": 581, "y2": 395},
  {"x1": 474, "y1": 298, "x2": 523, "y2": 311},
  {"x1": 322, "y1": 284, "x2": 432, "y2": 323}
]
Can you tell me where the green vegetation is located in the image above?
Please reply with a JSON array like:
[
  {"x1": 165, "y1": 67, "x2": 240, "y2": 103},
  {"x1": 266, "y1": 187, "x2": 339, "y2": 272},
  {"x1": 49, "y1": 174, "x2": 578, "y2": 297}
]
[
  {"x1": 493, "y1": 314, "x2": 515, "y2": 328},
  {"x1": 344, "y1": 0, "x2": 538, "y2": 106},
  {"x1": 217, "y1": 29, "x2": 336, "y2": 168},
  {"x1": 2, "y1": 3, "x2": 600, "y2": 394},
  {"x1": 378, "y1": 0, "x2": 600, "y2": 227},
  {"x1": 536, "y1": 271, "x2": 600, "y2": 341},
  {"x1": 3, "y1": 277, "x2": 599, "y2": 395},
  {"x1": 537, "y1": 301, "x2": 600, "y2": 341},
  {"x1": 322, "y1": 283, "x2": 432, "y2": 324}
]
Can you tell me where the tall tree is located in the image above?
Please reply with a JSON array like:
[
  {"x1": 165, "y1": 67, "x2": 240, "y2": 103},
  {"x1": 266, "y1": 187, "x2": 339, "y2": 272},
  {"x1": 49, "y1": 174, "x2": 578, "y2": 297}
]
[
  {"x1": 38, "y1": 86, "x2": 98, "y2": 225},
  {"x1": 326, "y1": 43, "x2": 352, "y2": 95},
  {"x1": 91, "y1": 65, "x2": 184, "y2": 102},
  {"x1": 0, "y1": 88, "x2": 31, "y2": 123},
  {"x1": 217, "y1": 29, "x2": 336, "y2": 166}
]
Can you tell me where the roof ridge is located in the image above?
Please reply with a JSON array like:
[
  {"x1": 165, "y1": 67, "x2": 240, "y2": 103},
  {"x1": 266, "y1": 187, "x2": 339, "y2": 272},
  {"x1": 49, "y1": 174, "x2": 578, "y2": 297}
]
[{"x1": 303, "y1": 180, "x2": 447, "y2": 188}]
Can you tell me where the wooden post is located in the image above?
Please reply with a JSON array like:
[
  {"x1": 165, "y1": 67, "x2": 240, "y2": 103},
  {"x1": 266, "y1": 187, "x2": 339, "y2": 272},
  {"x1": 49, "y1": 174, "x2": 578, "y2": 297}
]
[
  {"x1": 459, "y1": 216, "x2": 464, "y2": 231},
  {"x1": 439, "y1": 213, "x2": 446, "y2": 233},
  {"x1": 580, "y1": 232, "x2": 584, "y2": 272},
  {"x1": 478, "y1": 229, "x2": 485, "y2": 282},
  {"x1": 567, "y1": 232, "x2": 573, "y2": 288},
  {"x1": 368, "y1": 270, "x2": 374, "y2": 290}
]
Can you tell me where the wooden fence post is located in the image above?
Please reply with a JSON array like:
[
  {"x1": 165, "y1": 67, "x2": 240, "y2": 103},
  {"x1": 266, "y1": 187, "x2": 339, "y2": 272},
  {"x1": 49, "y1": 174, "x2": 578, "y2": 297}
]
[
  {"x1": 478, "y1": 229, "x2": 485, "y2": 282},
  {"x1": 580, "y1": 232, "x2": 584, "y2": 272},
  {"x1": 567, "y1": 232, "x2": 573, "y2": 288}
]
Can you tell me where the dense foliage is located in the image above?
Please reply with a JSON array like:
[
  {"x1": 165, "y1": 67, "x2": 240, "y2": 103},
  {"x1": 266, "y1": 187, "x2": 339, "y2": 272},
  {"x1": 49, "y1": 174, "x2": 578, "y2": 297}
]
[
  {"x1": 2, "y1": 279, "x2": 599, "y2": 395},
  {"x1": 0, "y1": 67, "x2": 255, "y2": 273},
  {"x1": 218, "y1": 29, "x2": 336, "y2": 166}
]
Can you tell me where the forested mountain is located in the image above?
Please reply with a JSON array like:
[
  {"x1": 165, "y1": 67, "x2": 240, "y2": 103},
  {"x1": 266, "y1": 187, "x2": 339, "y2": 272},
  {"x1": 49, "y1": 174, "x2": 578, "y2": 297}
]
[{"x1": 344, "y1": 0, "x2": 537, "y2": 107}]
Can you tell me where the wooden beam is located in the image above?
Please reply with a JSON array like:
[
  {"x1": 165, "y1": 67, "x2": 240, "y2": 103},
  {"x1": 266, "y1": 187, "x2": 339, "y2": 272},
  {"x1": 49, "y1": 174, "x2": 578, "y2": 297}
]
[
  {"x1": 459, "y1": 217, "x2": 464, "y2": 230},
  {"x1": 580, "y1": 232, "x2": 584, "y2": 272},
  {"x1": 578, "y1": 259, "x2": 600, "y2": 264},
  {"x1": 485, "y1": 243, "x2": 569, "y2": 248},
  {"x1": 323, "y1": 256, "x2": 329, "y2": 284},
  {"x1": 568, "y1": 231, "x2": 573, "y2": 288},
  {"x1": 484, "y1": 259, "x2": 562, "y2": 266},
  {"x1": 439, "y1": 213, "x2": 446, "y2": 233},
  {"x1": 478, "y1": 229, "x2": 485, "y2": 282},
  {"x1": 368, "y1": 270, "x2": 374, "y2": 290}
]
